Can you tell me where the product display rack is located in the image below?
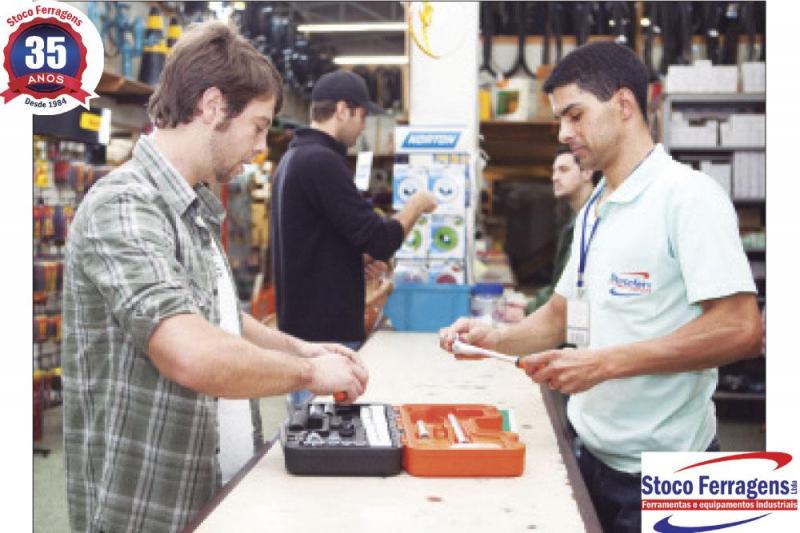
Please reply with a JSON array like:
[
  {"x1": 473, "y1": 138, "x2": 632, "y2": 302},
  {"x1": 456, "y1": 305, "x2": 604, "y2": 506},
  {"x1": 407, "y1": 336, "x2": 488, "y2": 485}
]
[
  {"x1": 32, "y1": 133, "x2": 113, "y2": 446},
  {"x1": 662, "y1": 92, "x2": 766, "y2": 409}
]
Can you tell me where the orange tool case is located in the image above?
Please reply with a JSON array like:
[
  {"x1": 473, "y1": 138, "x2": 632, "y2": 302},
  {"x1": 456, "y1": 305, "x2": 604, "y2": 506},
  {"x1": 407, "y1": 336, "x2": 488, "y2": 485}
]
[{"x1": 281, "y1": 402, "x2": 525, "y2": 477}]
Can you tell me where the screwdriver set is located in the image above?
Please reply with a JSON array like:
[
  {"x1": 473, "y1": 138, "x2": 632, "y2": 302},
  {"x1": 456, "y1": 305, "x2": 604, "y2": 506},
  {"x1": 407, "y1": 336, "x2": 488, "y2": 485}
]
[{"x1": 281, "y1": 402, "x2": 525, "y2": 477}]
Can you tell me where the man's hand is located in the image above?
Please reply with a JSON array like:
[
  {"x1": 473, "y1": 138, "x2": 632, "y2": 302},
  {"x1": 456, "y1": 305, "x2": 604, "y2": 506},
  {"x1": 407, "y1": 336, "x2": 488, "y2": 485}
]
[
  {"x1": 409, "y1": 190, "x2": 437, "y2": 214},
  {"x1": 306, "y1": 353, "x2": 369, "y2": 404},
  {"x1": 518, "y1": 347, "x2": 607, "y2": 394},
  {"x1": 363, "y1": 254, "x2": 388, "y2": 281},
  {"x1": 438, "y1": 317, "x2": 501, "y2": 353},
  {"x1": 298, "y1": 342, "x2": 366, "y2": 369}
]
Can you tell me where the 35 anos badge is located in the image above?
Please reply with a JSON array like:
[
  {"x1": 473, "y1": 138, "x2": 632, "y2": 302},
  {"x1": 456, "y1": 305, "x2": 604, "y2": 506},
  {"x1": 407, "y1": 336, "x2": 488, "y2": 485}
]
[{"x1": 1, "y1": 1, "x2": 103, "y2": 115}]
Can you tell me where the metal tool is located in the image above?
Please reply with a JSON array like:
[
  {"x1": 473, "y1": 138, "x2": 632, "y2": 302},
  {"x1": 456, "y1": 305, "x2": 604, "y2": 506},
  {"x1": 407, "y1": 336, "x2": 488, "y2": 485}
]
[
  {"x1": 451, "y1": 340, "x2": 522, "y2": 368},
  {"x1": 447, "y1": 413, "x2": 469, "y2": 444},
  {"x1": 416, "y1": 419, "x2": 430, "y2": 439}
]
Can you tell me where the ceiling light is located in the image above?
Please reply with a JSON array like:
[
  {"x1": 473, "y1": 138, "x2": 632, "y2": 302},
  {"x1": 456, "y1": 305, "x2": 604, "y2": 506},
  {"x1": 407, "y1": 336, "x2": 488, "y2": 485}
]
[
  {"x1": 334, "y1": 55, "x2": 409, "y2": 66},
  {"x1": 297, "y1": 22, "x2": 406, "y2": 33}
]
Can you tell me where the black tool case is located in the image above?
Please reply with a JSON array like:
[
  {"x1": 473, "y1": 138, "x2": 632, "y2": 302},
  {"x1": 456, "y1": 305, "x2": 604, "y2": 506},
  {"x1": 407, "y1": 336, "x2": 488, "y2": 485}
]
[{"x1": 281, "y1": 402, "x2": 404, "y2": 476}]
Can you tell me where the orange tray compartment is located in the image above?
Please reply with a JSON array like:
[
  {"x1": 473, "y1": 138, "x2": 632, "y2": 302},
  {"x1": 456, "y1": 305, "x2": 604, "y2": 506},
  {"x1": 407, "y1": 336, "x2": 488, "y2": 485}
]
[{"x1": 396, "y1": 404, "x2": 525, "y2": 477}]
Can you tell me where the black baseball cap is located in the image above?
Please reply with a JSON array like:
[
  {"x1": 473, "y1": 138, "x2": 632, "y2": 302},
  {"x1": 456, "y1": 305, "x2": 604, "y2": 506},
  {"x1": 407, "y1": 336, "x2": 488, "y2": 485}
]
[{"x1": 311, "y1": 70, "x2": 385, "y2": 115}]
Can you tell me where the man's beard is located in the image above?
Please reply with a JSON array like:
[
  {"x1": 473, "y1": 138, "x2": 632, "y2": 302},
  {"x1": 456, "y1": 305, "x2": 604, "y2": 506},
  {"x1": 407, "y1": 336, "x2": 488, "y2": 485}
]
[{"x1": 209, "y1": 135, "x2": 239, "y2": 184}]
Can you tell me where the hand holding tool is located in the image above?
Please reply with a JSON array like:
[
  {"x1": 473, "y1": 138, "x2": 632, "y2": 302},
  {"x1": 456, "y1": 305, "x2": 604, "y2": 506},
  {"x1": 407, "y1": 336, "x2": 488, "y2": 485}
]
[{"x1": 451, "y1": 339, "x2": 522, "y2": 368}]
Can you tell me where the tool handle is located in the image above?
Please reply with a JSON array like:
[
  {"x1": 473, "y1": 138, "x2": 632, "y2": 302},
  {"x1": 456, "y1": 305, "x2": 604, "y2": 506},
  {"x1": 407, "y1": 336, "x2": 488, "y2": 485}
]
[{"x1": 333, "y1": 391, "x2": 348, "y2": 403}]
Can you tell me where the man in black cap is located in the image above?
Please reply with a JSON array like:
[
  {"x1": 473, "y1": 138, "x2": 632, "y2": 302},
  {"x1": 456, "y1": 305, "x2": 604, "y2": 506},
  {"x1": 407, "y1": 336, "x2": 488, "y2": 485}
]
[{"x1": 271, "y1": 70, "x2": 436, "y2": 365}]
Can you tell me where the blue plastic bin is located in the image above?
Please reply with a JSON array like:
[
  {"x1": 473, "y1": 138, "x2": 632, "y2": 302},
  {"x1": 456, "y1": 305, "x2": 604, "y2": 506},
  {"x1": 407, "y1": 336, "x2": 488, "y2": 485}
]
[{"x1": 384, "y1": 283, "x2": 471, "y2": 332}]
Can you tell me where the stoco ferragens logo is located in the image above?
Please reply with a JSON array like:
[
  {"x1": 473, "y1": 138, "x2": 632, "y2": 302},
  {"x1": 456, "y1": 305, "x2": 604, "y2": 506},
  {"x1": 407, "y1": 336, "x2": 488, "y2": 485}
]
[
  {"x1": 641, "y1": 451, "x2": 798, "y2": 532},
  {"x1": 1, "y1": 1, "x2": 103, "y2": 115}
]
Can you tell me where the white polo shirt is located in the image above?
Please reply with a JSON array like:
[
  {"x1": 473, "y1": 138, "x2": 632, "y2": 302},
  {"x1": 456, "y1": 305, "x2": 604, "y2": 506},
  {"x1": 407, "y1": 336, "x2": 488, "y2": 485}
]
[{"x1": 555, "y1": 144, "x2": 756, "y2": 473}]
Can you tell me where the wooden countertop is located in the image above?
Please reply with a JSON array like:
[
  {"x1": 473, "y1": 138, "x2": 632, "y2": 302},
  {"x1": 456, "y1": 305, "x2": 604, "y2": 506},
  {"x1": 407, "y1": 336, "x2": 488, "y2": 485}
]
[{"x1": 190, "y1": 331, "x2": 600, "y2": 532}]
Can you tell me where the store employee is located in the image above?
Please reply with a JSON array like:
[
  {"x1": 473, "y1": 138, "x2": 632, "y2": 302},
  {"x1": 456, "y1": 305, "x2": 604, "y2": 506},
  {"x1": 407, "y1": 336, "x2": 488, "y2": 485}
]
[
  {"x1": 271, "y1": 70, "x2": 436, "y2": 347},
  {"x1": 440, "y1": 41, "x2": 762, "y2": 533}
]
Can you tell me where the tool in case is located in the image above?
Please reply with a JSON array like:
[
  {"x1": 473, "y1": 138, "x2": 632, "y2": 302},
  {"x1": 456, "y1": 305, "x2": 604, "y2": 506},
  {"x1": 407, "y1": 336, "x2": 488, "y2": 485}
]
[{"x1": 281, "y1": 402, "x2": 525, "y2": 477}]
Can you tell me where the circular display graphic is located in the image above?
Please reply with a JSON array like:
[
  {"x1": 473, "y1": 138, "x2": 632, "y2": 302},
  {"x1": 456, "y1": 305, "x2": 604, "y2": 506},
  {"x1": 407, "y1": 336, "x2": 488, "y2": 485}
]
[
  {"x1": 397, "y1": 176, "x2": 425, "y2": 203},
  {"x1": 432, "y1": 225, "x2": 459, "y2": 252},
  {"x1": 432, "y1": 175, "x2": 458, "y2": 203},
  {"x1": 404, "y1": 228, "x2": 423, "y2": 251}
]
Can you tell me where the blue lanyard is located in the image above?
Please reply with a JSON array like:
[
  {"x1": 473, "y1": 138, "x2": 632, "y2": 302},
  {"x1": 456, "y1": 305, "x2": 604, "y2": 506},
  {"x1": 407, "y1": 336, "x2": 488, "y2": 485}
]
[{"x1": 577, "y1": 185, "x2": 605, "y2": 291}]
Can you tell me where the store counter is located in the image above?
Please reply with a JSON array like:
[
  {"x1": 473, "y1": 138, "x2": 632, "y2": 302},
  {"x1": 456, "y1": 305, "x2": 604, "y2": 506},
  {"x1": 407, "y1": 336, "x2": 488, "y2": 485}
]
[{"x1": 187, "y1": 331, "x2": 601, "y2": 532}]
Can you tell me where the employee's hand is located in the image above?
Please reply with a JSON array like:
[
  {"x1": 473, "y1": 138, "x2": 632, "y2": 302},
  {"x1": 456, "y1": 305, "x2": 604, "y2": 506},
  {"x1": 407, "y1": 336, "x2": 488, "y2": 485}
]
[
  {"x1": 298, "y1": 342, "x2": 366, "y2": 370},
  {"x1": 518, "y1": 347, "x2": 606, "y2": 394},
  {"x1": 409, "y1": 190, "x2": 437, "y2": 214},
  {"x1": 438, "y1": 317, "x2": 501, "y2": 353},
  {"x1": 306, "y1": 353, "x2": 369, "y2": 404},
  {"x1": 363, "y1": 254, "x2": 388, "y2": 281}
]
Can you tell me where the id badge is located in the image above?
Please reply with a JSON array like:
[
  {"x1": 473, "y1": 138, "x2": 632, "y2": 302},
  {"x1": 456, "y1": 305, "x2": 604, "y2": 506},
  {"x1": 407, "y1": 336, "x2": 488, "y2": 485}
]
[{"x1": 566, "y1": 297, "x2": 590, "y2": 348}]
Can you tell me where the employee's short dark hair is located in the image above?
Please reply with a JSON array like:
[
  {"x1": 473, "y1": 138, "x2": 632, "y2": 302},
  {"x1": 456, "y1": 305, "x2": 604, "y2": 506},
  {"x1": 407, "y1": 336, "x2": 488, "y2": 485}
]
[
  {"x1": 148, "y1": 21, "x2": 283, "y2": 129},
  {"x1": 310, "y1": 99, "x2": 360, "y2": 122},
  {"x1": 543, "y1": 41, "x2": 648, "y2": 122},
  {"x1": 555, "y1": 144, "x2": 579, "y2": 165},
  {"x1": 591, "y1": 170, "x2": 603, "y2": 186}
]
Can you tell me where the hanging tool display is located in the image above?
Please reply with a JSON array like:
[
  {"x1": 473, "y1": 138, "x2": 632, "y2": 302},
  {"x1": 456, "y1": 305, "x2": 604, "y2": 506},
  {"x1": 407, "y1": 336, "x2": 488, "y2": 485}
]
[
  {"x1": 721, "y1": 2, "x2": 742, "y2": 65},
  {"x1": 503, "y1": 2, "x2": 536, "y2": 78},
  {"x1": 738, "y1": 2, "x2": 759, "y2": 62},
  {"x1": 572, "y1": 2, "x2": 596, "y2": 47},
  {"x1": 478, "y1": 2, "x2": 498, "y2": 79},
  {"x1": 658, "y1": 2, "x2": 693, "y2": 74},
  {"x1": 642, "y1": 2, "x2": 660, "y2": 80},
  {"x1": 605, "y1": 1, "x2": 632, "y2": 47},
  {"x1": 166, "y1": 16, "x2": 182, "y2": 50},
  {"x1": 139, "y1": 6, "x2": 167, "y2": 85},
  {"x1": 542, "y1": 2, "x2": 565, "y2": 66},
  {"x1": 700, "y1": 2, "x2": 724, "y2": 64},
  {"x1": 87, "y1": 2, "x2": 144, "y2": 78},
  {"x1": 374, "y1": 67, "x2": 402, "y2": 111}
]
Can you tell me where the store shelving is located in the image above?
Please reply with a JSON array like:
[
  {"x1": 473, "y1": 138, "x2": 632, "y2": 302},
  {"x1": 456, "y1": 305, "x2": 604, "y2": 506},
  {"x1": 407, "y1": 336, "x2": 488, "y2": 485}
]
[{"x1": 662, "y1": 91, "x2": 766, "y2": 409}]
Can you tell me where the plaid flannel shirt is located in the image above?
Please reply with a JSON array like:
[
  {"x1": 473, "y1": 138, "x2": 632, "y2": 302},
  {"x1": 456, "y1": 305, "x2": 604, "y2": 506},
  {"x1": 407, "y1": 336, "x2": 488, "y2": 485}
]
[{"x1": 62, "y1": 136, "x2": 263, "y2": 533}]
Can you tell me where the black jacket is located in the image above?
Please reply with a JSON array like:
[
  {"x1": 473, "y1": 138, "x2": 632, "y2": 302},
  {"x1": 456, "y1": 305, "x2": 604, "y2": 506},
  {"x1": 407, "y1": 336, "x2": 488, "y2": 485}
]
[{"x1": 271, "y1": 128, "x2": 404, "y2": 343}]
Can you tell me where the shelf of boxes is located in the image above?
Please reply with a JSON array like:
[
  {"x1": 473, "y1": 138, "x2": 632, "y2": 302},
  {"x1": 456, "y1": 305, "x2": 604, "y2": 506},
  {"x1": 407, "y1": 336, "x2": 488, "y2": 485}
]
[{"x1": 661, "y1": 90, "x2": 766, "y2": 407}]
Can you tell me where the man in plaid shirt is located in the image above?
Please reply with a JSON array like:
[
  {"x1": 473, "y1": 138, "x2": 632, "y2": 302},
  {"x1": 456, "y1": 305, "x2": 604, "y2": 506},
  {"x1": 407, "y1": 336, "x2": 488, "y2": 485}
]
[{"x1": 61, "y1": 21, "x2": 368, "y2": 532}]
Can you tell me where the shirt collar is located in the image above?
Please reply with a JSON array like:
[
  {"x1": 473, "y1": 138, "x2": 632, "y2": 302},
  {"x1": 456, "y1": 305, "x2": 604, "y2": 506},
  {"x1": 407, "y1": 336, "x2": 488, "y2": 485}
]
[
  {"x1": 133, "y1": 135, "x2": 198, "y2": 216},
  {"x1": 604, "y1": 144, "x2": 666, "y2": 206},
  {"x1": 133, "y1": 135, "x2": 226, "y2": 226},
  {"x1": 292, "y1": 127, "x2": 348, "y2": 156}
]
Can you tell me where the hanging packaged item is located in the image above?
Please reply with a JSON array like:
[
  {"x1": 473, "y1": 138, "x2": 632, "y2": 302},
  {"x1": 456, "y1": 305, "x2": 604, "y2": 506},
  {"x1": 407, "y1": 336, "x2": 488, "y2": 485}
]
[
  {"x1": 281, "y1": 402, "x2": 524, "y2": 477},
  {"x1": 34, "y1": 315, "x2": 49, "y2": 343},
  {"x1": 33, "y1": 262, "x2": 47, "y2": 304},
  {"x1": 48, "y1": 315, "x2": 62, "y2": 342}
]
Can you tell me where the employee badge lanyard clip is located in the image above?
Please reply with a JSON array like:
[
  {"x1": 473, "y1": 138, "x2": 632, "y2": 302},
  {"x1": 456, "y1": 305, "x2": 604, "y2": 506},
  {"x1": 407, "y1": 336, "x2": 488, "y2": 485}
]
[{"x1": 567, "y1": 184, "x2": 605, "y2": 349}]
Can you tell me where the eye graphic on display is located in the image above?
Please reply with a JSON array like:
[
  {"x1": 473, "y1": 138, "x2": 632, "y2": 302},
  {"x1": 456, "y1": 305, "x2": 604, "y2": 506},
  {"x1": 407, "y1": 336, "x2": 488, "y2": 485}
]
[
  {"x1": 433, "y1": 175, "x2": 458, "y2": 202},
  {"x1": 405, "y1": 228, "x2": 422, "y2": 250},
  {"x1": 398, "y1": 177, "x2": 425, "y2": 202},
  {"x1": 432, "y1": 225, "x2": 459, "y2": 252}
]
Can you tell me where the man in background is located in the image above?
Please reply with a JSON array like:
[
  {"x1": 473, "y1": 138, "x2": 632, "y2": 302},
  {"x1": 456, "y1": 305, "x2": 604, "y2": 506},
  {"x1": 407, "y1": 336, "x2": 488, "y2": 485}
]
[
  {"x1": 528, "y1": 144, "x2": 601, "y2": 312},
  {"x1": 271, "y1": 70, "x2": 436, "y2": 352}
]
